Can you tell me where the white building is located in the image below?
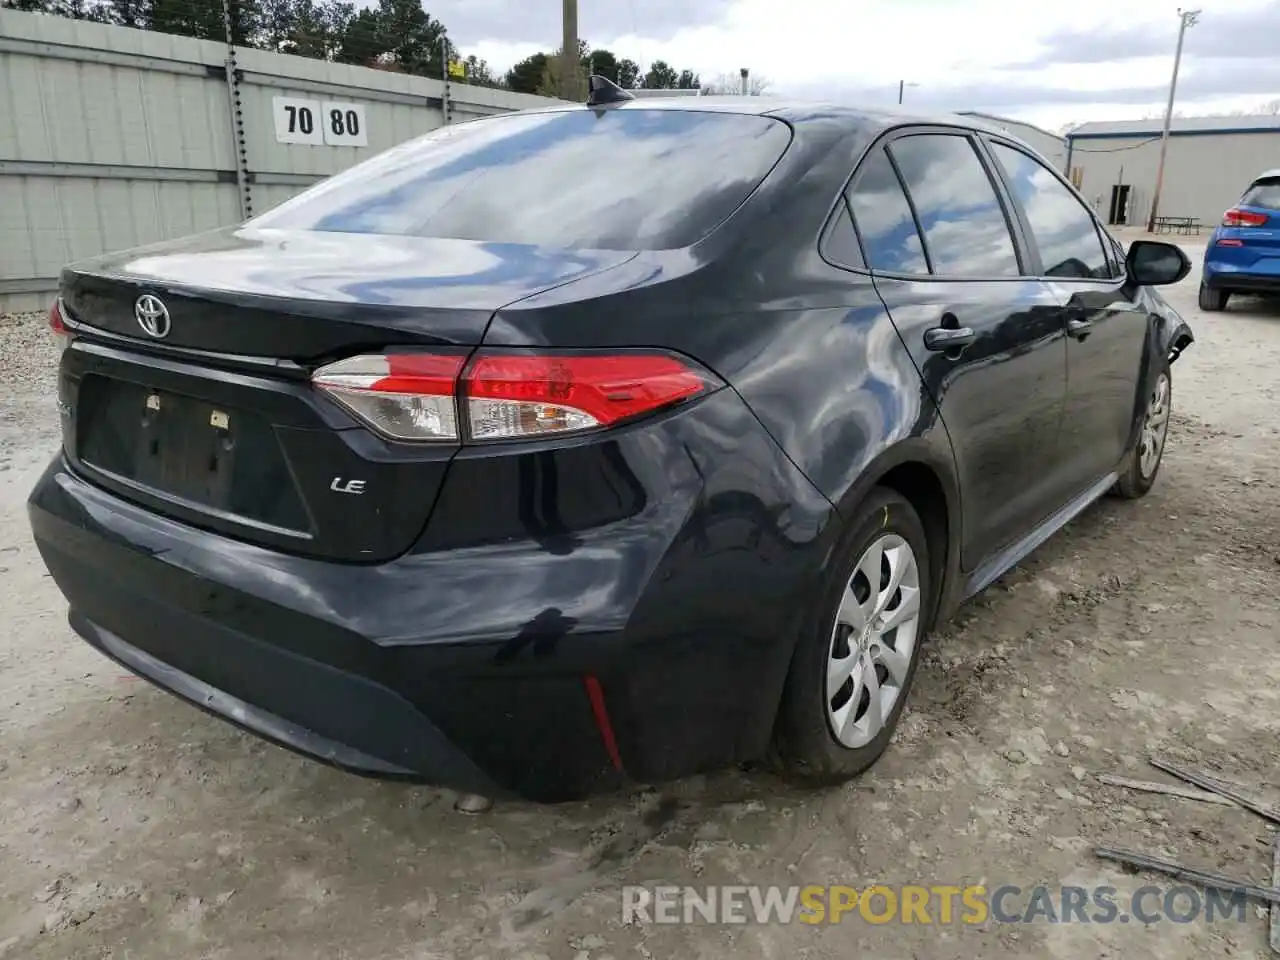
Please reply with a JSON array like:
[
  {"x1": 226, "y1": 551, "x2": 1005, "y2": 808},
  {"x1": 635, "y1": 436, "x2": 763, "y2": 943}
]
[
  {"x1": 1065, "y1": 115, "x2": 1280, "y2": 228},
  {"x1": 955, "y1": 111, "x2": 1068, "y2": 172}
]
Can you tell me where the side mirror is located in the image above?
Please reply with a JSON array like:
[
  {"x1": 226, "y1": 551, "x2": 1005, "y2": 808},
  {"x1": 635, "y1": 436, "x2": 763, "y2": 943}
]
[{"x1": 1126, "y1": 240, "x2": 1191, "y2": 286}]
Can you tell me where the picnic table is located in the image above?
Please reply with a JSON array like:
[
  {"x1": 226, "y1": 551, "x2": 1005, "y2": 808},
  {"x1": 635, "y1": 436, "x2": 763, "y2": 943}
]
[{"x1": 1152, "y1": 215, "x2": 1203, "y2": 236}]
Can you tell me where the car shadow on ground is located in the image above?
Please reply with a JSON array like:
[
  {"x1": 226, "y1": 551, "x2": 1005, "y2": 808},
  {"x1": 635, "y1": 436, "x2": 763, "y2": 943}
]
[
  {"x1": 1221, "y1": 294, "x2": 1280, "y2": 318},
  {"x1": 11, "y1": 493, "x2": 1113, "y2": 939}
]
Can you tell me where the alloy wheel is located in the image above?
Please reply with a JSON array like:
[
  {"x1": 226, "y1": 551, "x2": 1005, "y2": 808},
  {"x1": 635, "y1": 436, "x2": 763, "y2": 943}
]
[
  {"x1": 826, "y1": 533, "x2": 921, "y2": 749},
  {"x1": 1139, "y1": 373, "x2": 1171, "y2": 479}
]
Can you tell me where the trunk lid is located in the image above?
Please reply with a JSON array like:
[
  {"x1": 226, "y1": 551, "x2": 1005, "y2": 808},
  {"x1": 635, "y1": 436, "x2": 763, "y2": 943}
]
[
  {"x1": 58, "y1": 227, "x2": 636, "y2": 563},
  {"x1": 60, "y1": 226, "x2": 635, "y2": 360}
]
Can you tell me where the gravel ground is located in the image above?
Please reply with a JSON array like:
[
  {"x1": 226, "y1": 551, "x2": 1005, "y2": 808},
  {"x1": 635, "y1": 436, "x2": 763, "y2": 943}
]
[
  {"x1": 0, "y1": 311, "x2": 61, "y2": 473},
  {"x1": 2, "y1": 242, "x2": 1279, "y2": 959}
]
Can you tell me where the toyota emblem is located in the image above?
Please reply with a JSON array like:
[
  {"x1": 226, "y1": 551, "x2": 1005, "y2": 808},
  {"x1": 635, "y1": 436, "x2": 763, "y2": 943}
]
[{"x1": 134, "y1": 294, "x2": 171, "y2": 339}]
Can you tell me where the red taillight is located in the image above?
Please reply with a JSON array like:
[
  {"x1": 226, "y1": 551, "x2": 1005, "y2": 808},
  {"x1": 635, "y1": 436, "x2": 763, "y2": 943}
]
[
  {"x1": 1222, "y1": 208, "x2": 1269, "y2": 227},
  {"x1": 48, "y1": 298, "x2": 73, "y2": 350},
  {"x1": 311, "y1": 353, "x2": 467, "y2": 441},
  {"x1": 465, "y1": 353, "x2": 713, "y2": 440},
  {"x1": 1217, "y1": 238, "x2": 1244, "y2": 247},
  {"x1": 311, "y1": 350, "x2": 719, "y2": 443}
]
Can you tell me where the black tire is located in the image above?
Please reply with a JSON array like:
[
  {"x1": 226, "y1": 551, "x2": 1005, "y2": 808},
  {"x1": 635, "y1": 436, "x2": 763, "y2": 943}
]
[
  {"x1": 1113, "y1": 361, "x2": 1172, "y2": 499},
  {"x1": 1198, "y1": 282, "x2": 1229, "y2": 311},
  {"x1": 772, "y1": 487, "x2": 932, "y2": 785}
]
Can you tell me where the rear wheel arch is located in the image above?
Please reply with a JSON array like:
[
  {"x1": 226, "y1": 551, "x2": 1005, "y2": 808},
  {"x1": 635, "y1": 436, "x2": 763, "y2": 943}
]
[
  {"x1": 831, "y1": 443, "x2": 960, "y2": 631},
  {"x1": 755, "y1": 443, "x2": 960, "y2": 762},
  {"x1": 873, "y1": 462, "x2": 951, "y2": 630}
]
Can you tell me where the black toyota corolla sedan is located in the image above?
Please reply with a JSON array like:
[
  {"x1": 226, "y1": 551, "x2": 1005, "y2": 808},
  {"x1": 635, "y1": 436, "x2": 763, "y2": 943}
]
[{"x1": 29, "y1": 85, "x2": 1194, "y2": 802}]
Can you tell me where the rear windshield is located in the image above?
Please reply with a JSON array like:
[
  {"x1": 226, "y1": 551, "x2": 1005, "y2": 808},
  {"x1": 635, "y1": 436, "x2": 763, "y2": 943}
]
[
  {"x1": 251, "y1": 109, "x2": 792, "y2": 250},
  {"x1": 1242, "y1": 177, "x2": 1280, "y2": 210}
]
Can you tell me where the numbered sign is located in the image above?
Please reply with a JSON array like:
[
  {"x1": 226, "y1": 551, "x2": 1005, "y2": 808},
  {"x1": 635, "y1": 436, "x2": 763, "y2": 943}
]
[
  {"x1": 272, "y1": 96, "x2": 324, "y2": 145},
  {"x1": 320, "y1": 102, "x2": 368, "y2": 147},
  {"x1": 273, "y1": 97, "x2": 368, "y2": 147}
]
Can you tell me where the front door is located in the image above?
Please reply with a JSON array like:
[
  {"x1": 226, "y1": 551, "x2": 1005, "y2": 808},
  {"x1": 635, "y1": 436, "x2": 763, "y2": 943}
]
[
  {"x1": 985, "y1": 141, "x2": 1151, "y2": 491},
  {"x1": 846, "y1": 132, "x2": 1070, "y2": 572}
]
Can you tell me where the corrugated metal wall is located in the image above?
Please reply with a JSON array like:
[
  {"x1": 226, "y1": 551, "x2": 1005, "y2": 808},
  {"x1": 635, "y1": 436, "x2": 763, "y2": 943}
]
[
  {"x1": 1068, "y1": 130, "x2": 1280, "y2": 228},
  {"x1": 0, "y1": 9, "x2": 564, "y2": 312}
]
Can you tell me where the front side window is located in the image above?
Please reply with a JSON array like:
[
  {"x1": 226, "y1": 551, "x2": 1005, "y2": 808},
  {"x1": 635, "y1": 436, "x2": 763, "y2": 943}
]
[
  {"x1": 990, "y1": 142, "x2": 1109, "y2": 279},
  {"x1": 886, "y1": 134, "x2": 1021, "y2": 278},
  {"x1": 1105, "y1": 232, "x2": 1127, "y2": 279},
  {"x1": 252, "y1": 109, "x2": 793, "y2": 251},
  {"x1": 846, "y1": 148, "x2": 929, "y2": 274}
]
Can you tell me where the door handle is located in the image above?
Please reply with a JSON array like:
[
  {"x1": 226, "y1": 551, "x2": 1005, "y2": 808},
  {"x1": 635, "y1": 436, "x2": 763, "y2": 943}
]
[
  {"x1": 1066, "y1": 319, "x2": 1093, "y2": 340},
  {"x1": 924, "y1": 326, "x2": 976, "y2": 352}
]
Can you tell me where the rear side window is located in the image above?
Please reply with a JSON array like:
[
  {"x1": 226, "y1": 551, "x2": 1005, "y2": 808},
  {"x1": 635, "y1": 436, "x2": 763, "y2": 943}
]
[
  {"x1": 846, "y1": 148, "x2": 929, "y2": 274},
  {"x1": 821, "y1": 199, "x2": 865, "y2": 269},
  {"x1": 887, "y1": 134, "x2": 1021, "y2": 278},
  {"x1": 1242, "y1": 177, "x2": 1280, "y2": 210},
  {"x1": 251, "y1": 109, "x2": 792, "y2": 250},
  {"x1": 990, "y1": 142, "x2": 1109, "y2": 279}
]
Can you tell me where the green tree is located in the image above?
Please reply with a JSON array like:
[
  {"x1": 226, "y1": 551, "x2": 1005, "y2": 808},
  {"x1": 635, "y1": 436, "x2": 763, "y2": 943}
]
[
  {"x1": 258, "y1": 0, "x2": 299, "y2": 52},
  {"x1": 102, "y1": 0, "x2": 149, "y2": 29},
  {"x1": 462, "y1": 54, "x2": 500, "y2": 87},
  {"x1": 584, "y1": 47, "x2": 618, "y2": 84},
  {"x1": 293, "y1": 0, "x2": 349, "y2": 59},
  {"x1": 616, "y1": 57, "x2": 640, "y2": 89},
  {"x1": 505, "y1": 51, "x2": 548, "y2": 94},
  {"x1": 334, "y1": 7, "x2": 383, "y2": 64},
  {"x1": 149, "y1": 0, "x2": 245, "y2": 43},
  {"x1": 642, "y1": 59, "x2": 678, "y2": 90},
  {"x1": 536, "y1": 39, "x2": 589, "y2": 98},
  {"x1": 676, "y1": 68, "x2": 699, "y2": 90},
  {"x1": 376, "y1": 0, "x2": 445, "y2": 75}
]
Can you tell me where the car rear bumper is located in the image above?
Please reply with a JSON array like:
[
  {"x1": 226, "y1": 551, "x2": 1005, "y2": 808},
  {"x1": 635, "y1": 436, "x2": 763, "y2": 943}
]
[
  {"x1": 73, "y1": 612, "x2": 500, "y2": 788},
  {"x1": 1203, "y1": 273, "x2": 1280, "y2": 294},
  {"x1": 32, "y1": 462, "x2": 624, "y2": 800},
  {"x1": 1203, "y1": 260, "x2": 1280, "y2": 292},
  {"x1": 29, "y1": 390, "x2": 836, "y2": 801}
]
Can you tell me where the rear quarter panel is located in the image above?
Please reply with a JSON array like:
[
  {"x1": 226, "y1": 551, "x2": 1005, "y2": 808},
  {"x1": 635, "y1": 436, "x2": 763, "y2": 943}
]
[{"x1": 482, "y1": 115, "x2": 959, "y2": 525}]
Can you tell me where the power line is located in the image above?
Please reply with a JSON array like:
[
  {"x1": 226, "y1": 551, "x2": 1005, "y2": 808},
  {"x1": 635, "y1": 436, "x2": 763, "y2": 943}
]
[{"x1": 1070, "y1": 136, "x2": 1164, "y2": 154}]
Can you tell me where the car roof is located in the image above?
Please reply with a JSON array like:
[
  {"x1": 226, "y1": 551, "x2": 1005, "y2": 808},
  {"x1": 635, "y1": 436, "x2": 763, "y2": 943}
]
[
  {"x1": 524, "y1": 96, "x2": 1015, "y2": 139},
  {"x1": 1251, "y1": 168, "x2": 1280, "y2": 183}
]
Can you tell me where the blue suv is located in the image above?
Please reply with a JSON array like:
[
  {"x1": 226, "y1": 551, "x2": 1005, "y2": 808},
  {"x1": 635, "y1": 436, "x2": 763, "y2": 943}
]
[{"x1": 1200, "y1": 169, "x2": 1280, "y2": 310}]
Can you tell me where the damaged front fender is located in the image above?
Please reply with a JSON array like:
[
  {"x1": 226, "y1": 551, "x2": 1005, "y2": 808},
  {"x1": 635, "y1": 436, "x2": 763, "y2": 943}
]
[{"x1": 1145, "y1": 289, "x2": 1195, "y2": 364}]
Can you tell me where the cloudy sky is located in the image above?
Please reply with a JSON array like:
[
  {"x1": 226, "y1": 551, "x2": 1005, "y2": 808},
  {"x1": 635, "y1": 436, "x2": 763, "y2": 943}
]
[{"x1": 429, "y1": 0, "x2": 1280, "y2": 131}]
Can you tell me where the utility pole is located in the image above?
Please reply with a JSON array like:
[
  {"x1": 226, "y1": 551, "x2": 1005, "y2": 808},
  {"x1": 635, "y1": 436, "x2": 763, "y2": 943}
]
[
  {"x1": 562, "y1": 0, "x2": 579, "y2": 101},
  {"x1": 897, "y1": 80, "x2": 918, "y2": 105},
  {"x1": 1147, "y1": 8, "x2": 1200, "y2": 232}
]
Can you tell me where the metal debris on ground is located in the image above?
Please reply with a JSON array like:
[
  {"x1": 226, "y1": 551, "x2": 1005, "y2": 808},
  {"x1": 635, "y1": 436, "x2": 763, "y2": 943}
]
[
  {"x1": 1094, "y1": 846, "x2": 1280, "y2": 908},
  {"x1": 454, "y1": 794, "x2": 494, "y2": 814},
  {"x1": 1150, "y1": 758, "x2": 1280, "y2": 826},
  {"x1": 1096, "y1": 773, "x2": 1235, "y2": 806},
  {"x1": 1270, "y1": 833, "x2": 1279, "y2": 955}
]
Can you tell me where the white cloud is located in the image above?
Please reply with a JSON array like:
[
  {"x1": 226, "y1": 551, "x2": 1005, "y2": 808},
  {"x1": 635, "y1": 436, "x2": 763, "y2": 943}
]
[{"x1": 450, "y1": 0, "x2": 1280, "y2": 131}]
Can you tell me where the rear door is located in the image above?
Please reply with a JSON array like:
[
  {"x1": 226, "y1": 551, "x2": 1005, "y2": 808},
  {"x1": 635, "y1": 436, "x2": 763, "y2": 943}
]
[
  {"x1": 983, "y1": 138, "x2": 1149, "y2": 491},
  {"x1": 849, "y1": 129, "x2": 1070, "y2": 571}
]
